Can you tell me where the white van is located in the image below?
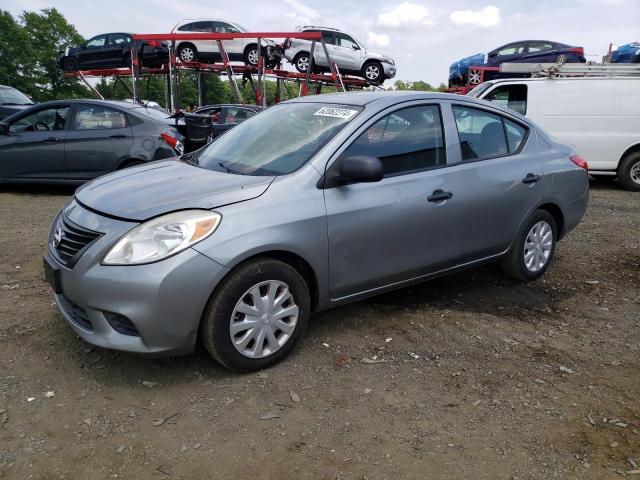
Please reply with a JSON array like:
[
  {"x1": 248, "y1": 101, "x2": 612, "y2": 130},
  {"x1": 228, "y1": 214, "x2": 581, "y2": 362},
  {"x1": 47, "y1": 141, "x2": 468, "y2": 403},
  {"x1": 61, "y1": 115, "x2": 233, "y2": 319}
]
[{"x1": 471, "y1": 77, "x2": 640, "y2": 190}]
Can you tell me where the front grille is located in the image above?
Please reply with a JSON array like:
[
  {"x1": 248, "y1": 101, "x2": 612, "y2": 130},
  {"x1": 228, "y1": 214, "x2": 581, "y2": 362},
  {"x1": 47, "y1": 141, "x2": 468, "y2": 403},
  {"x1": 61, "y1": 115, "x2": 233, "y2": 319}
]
[
  {"x1": 51, "y1": 213, "x2": 101, "y2": 268},
  {"x1": 58, "y1": 295, "x2": 93, "y2": 331},
  {"x1": 104, "y1": 312, "x2": 140, "y2": 337}
]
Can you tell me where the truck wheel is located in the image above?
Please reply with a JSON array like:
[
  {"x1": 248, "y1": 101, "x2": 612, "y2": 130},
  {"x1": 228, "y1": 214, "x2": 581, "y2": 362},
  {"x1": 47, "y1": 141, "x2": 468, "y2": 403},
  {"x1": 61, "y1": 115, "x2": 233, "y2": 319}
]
[{"x1": 617, "y1": 152, "x2": 640, "y2": 191}]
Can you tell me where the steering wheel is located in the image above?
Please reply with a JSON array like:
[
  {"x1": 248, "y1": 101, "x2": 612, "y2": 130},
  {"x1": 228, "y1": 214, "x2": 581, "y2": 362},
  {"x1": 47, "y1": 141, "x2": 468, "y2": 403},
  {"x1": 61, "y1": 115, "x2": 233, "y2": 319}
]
[{"x1": 34, "y1": 121, "x2": 50, "y2": 131}]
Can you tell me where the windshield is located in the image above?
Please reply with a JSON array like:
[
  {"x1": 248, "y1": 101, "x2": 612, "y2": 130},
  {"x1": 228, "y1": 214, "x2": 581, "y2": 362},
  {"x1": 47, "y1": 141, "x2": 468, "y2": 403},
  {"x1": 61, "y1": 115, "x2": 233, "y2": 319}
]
[
  {"x1": 467, "y1": 82, "x2": 494, "y2": 98},
  {"x1": 0, "y1": 87, "x2": 33, "y2": 105},
  {"x1": 193, "y1": 102, "x2": 362, "y2": 176}
]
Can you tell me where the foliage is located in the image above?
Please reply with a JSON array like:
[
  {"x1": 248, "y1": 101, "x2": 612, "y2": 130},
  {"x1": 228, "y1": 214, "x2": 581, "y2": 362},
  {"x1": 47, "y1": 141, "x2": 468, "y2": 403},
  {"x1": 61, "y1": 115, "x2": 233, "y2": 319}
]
[
  {"x1": 393, "y1": 80, "x2": 448, "y2": 92},
  {"x1": 0, "y1": 8, "x2": 91, "y2": 100}
]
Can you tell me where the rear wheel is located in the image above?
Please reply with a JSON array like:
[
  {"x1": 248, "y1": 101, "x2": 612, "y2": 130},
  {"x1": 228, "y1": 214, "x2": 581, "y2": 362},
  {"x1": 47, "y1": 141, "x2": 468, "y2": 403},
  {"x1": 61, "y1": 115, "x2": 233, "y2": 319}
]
[
  {"x1": 244, "y1": 45, "x2": 260, "y2": 66},
  {"x1": 200, "y1": 258, "x2": 310, "y2": 371},
  {"x1": 177, "y1": 43, "x2": 198, "y2": 63},
  {"x1": 617, "y1": 152, "x2": 640, "y2": 191},
  {"x1": 501, "y1": 210, "x2": 557, "y2": 282},
  {"x1": 62, "y1": 57, "x2": 79, "y2": 72}
]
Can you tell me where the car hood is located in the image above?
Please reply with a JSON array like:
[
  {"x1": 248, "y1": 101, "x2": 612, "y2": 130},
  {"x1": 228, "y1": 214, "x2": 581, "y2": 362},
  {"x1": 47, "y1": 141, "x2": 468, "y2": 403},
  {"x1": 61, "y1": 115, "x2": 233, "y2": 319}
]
[
  {"x1": 75, "y1": 159, "x2": 274, "y2": 221},
  {"x1": 363, "y1": 50, "x2": 395, "y2": 64}
]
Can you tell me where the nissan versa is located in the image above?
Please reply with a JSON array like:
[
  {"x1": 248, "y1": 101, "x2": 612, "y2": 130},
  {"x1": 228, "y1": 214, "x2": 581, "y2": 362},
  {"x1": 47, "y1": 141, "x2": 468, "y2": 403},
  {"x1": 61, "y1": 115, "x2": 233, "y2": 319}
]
[{"x1": 44, "y1": 92, "x2": 589, "y2": 371}]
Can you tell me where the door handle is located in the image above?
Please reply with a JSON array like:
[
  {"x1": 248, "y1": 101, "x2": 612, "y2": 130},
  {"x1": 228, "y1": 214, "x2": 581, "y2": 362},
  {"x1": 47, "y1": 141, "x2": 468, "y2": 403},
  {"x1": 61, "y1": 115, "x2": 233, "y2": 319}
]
[
  {"x1": 427, "y1": 189, "x2": 453, "y2": 203},
  {"x1": 110, "y1": 134, "x2": 127, "y2": 139},
  {"x1": 522, "y1": 173, "x2": 541, "y2": 184},
  {"x1": 43, "y1": 137, "x2": 60, "y2": 142}
]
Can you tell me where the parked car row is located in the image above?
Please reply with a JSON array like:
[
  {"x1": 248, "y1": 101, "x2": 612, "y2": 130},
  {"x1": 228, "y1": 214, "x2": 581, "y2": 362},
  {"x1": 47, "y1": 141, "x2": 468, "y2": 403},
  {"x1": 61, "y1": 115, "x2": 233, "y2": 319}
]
[
  {"x1": 449, "y1": 40, "x2": 586, "y2": 87},
  {"x1": 56, "y1": 19, "x2": 396, "y2": 84},
  {"x1": 42, "y1": 91, "x2": 589, "y2": 371}
]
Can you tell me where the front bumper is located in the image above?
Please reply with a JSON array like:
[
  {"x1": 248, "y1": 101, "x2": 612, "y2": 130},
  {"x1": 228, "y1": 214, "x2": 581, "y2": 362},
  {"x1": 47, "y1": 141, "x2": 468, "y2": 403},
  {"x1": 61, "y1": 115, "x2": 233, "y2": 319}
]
[
  {"x1": 382, "y1": 62, "x2": 396, "y2": 79},
  {"x1": 47, "y1": 201, "x2": 229, "y2": 356}
]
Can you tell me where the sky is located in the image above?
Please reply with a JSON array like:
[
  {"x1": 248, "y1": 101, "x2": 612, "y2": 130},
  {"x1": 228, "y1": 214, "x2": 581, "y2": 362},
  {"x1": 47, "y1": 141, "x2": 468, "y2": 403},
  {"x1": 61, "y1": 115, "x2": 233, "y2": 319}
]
[{"x1": 4, "y1": 0, "x2": 640, "y2": 85}]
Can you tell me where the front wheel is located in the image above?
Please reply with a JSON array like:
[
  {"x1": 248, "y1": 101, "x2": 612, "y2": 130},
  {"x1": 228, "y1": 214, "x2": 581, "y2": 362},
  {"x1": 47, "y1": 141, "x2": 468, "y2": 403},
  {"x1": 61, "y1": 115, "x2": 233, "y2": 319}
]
[
  {"x1": 62, "y1": 57, "x2": 79, "y2": 72},
  {"x1": 362, "y1": 61, "x2": 384, "y2": 84},
  {"x1": 293, "y1": 52, "x2": 311, "y2": 73},
  {"x1": 617, "y1": 152, "x2": 640, "y2": 191},
  {"x1": 200, "y1": 258, "x2": 310, "y2": 371},
  {"x1": 500, "y1": 210, "x2": 557, "y2": 281},
  {"x1": 177, "y1": 44, "x2": 198, "y2": 63}
]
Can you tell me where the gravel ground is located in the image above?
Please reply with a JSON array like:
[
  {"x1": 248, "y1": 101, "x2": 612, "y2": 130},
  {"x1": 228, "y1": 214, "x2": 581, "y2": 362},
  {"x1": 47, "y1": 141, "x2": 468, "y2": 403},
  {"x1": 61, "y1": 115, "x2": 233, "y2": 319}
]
[{"x1": 0, "y1": 181, "x2": 638, "y2": 479}]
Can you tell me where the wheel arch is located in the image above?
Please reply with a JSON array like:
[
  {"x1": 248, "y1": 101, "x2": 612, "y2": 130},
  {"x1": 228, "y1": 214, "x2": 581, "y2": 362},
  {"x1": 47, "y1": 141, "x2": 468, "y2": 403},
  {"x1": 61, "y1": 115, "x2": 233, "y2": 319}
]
[
  {"x1": 619, "y1": 142, "x2": 640, "y2": 165},
  {"x1": 537, "y1": 202, "x2": 565, "y2": 240},
  {"x1": 214, "y1": 249, "x2": 320, "y2": 312}
]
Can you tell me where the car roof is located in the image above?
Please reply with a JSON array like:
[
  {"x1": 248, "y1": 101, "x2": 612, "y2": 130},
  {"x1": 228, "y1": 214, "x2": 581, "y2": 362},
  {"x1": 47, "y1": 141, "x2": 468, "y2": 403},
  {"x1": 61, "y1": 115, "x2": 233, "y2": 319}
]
[
  {"x1": 172, "y1": 19, "x2": 243, "y2": 29},
  {"x1": 31, "y1": 99, "x2": 145, "y2": 110},
  {"x1": 281, "y1": 91, "x2": 534, "y2": 124},
  {"x1": 299, "y1": 26, "x2": 342, "y2": 32}
]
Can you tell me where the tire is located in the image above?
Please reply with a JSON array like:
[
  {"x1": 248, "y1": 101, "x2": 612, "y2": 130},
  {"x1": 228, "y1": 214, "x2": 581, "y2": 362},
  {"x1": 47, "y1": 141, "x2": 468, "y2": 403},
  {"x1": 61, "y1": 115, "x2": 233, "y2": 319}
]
[
  {"x1": 617, "y1": 151, "x2": 640, "y2": 191},
  {"x1": 500, "y1": 210, "x2": 557, "y2": 282},
  {"x1": 293, "y1": 52, "x2": 311, "y2": 73},
  {"x1": 200, "y1": 258, "x2": 311, "y2": 372},
  {"x1": 244, "y1": 45, "x2": 260, "y2": 67},
  {"x1": 118, "y1": 159, "x2": 144, "y2": 170},
  {"x1": 62, "y1": 57, "x2": 79, "y2": 72},
  {"x1": 177, "y1": 43, "x2": 198, "y2": 63},
  {"x1": 362, "y1": 60, "x2": 384, "y2": 84}
]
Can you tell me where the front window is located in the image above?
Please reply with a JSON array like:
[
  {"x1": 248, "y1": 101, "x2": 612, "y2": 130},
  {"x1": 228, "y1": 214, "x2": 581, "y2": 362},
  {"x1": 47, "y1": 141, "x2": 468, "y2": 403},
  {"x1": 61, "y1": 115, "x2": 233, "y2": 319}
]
[
  {"x1": 223, "y1": 107, "x2": 255, "y2": 124},
  {"x1": 497, "y1": 44, "x2": 525, "y2": 56},
  {"x1": 467, "y1": 82, "x2": 494, "y2": 98},
  {"x1": 193, "y1": 102, "x2": 362, "y2": 176},
  {"x1": 86, "y1": 36, "x2": 106, "y2": 48},
  {"x1": 0, "y1": 86, "x2": 33, "y2": 105},
  {"x1": 9, "y1": 106, "x2": 70, "y2": 132}
]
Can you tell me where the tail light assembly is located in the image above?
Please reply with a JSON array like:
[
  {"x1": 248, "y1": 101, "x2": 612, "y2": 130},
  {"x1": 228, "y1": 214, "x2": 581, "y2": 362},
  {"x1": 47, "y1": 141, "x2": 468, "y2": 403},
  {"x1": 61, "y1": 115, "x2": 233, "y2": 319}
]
[
  {"x1": 568, "y1": 47, "x2": 584, "y2": 56},
  {"x1": 161, "y1": 131, "x2": 184, "y2": 155},
  {"x1": 283, "y1": 38, "x2": 292, "y2": 49},
  {"x1": 570, "y1": 155, "x2": 589, "y2": 171}
]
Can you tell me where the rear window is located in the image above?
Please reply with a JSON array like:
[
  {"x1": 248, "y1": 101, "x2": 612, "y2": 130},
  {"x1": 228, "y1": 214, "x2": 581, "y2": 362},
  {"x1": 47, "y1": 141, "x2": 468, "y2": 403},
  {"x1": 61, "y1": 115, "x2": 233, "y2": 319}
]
[{"x1": 131, "y1": 107, "x2": 169, "y2": 122}]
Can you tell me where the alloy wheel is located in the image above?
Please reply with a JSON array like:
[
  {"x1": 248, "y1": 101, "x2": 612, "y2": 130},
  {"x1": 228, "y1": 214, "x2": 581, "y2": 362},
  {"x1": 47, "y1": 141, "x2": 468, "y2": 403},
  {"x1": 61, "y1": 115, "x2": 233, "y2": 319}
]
[
  {"x1": 247, "y1": 49, "x2": 259, "y2": 66},
  {"x1": 523, "y1": 221, "x2": 553, "y2": 272},
  {"x1": 229, "y1": 280, "x2": 299, "y2": 359},
  {"x1": 365, "y1": 65, "x2": 380, "y2": 81},
  {"x1": 468, "y1": 70, "x2": 481, "y2": 84},
  {"x1": 180, "y1": 47, "x2": 195, "y2": 63},
  {"x1": 297, "y1": 56, "x2": 309, "y2": 72}
]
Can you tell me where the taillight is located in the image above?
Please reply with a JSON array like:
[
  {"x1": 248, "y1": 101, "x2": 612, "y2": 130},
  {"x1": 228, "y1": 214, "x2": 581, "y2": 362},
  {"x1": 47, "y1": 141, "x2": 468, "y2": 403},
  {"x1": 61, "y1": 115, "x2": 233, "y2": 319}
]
[
  {"x1": 570, "y1": 155, "x2": 588, "y2": 171},
  {"x1": 161, "y1": 131, "x2": 184, "y2": 154},
  {"x1": 283, "y1": 38, "x2": 291, "y2": 49},
  {"x1": 568, "y1": 47, "x2": 584, "y2": 55},
  {"x1": 148, "y1": 40, "x2": 159, "y2": 47}
]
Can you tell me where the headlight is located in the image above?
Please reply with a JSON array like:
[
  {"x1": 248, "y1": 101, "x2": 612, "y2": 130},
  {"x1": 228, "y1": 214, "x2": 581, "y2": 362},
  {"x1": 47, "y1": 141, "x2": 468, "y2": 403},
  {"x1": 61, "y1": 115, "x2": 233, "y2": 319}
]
[{"x1": 103, "y1": 210, "x2": 221, "y2": 265}]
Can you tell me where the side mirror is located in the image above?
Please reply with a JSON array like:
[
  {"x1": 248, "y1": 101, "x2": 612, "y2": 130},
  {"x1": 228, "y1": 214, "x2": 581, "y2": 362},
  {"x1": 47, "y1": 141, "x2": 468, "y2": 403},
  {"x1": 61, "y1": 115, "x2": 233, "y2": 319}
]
[
  {"x1": 340, "y1": 155, "x2": 383, "y2": 183},
  {"x1": 0, "y1": 122, "x2": 8, "y2": 135},
  {"x1": 351, "y1": 44, "x2": 359, "y2": 50}
]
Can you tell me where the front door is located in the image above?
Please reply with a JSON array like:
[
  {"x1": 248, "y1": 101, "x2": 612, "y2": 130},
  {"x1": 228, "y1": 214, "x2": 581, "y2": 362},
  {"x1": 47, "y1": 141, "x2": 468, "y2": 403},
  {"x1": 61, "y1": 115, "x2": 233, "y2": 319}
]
[
  {"x1": 0, "y1": 105, "x2": 70, "y2": 181},
  {"x1": 64, "y1": 104, "x2": 133, "y2": 179},
  {"x1": 324, "y1": 103, "x2": 455, "y2": 300},
  {"x1": 81, "y1": 35, "x2": 108, "y2": 67},
  {"x1": 487, "y1": 42, "x2": 526, "y2": 67}
]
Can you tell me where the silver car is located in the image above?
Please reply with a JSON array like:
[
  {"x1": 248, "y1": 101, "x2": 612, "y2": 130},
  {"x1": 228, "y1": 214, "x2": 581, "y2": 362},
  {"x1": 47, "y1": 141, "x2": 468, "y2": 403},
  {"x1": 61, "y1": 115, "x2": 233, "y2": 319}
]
[
  {"x1": 284, "y1": 26, "x2": 396, "y2": 84},
  {"x1": 44, "y1": 92, "x2": 589, "y2": 371}
]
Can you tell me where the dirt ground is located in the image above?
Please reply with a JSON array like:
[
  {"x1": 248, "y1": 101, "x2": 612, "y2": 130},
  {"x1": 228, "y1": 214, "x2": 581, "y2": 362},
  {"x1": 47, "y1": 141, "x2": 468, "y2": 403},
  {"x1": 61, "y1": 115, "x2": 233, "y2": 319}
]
[{"x1": 0, "y1": 181, "x2": 638, "y2": 479}]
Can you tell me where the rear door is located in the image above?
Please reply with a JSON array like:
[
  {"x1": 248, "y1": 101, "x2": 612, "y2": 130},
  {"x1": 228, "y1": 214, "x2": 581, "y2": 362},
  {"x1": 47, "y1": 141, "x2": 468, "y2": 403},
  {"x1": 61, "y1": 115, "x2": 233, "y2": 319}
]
[
  {"x1": 106, "y1": 33, "x2": 131, "y2": 67},
  {"x1": 0, "y1": 105, "x2": 70, "y2": 180},
  {"x1": 314, "y1": 31, "x2": 337, "y2": 67},
  {"x1": 64, "y1": 104, "x2": 134, "y2": 179},
  {"x1": 445, "y1": 103, "x2": 542, "y2": 257},
  {"x1": 524, "y1": 41, "x2": 557, "y2": 62}
]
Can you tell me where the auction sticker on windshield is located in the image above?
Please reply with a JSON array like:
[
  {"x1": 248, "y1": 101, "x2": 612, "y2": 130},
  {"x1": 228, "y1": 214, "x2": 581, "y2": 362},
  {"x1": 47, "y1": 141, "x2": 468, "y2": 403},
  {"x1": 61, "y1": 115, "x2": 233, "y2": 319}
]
[{"x1": 313, "y1": 107, "x2": 358, "y2": 119}]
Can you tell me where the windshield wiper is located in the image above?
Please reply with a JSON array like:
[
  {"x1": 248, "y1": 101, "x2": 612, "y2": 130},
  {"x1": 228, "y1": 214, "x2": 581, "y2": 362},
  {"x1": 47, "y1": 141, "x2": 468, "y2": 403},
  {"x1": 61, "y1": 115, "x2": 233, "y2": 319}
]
[{"x1": 218, "y1": 161, "x2": 245, "y2": 175}]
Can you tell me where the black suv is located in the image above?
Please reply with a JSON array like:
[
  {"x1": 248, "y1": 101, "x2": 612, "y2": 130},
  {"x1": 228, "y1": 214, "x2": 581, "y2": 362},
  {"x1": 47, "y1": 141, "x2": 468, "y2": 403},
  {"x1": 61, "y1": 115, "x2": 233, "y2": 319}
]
[{"x1": 58, "y1": 33, "x2": 169, "y2": 72}]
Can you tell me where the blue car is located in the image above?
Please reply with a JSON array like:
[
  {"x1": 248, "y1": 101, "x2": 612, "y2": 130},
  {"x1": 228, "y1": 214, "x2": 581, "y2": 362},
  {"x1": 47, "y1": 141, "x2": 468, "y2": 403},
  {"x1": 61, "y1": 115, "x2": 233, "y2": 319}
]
[{"x1": 486, "y1": 40, "x2": 586, "y2": 67}]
